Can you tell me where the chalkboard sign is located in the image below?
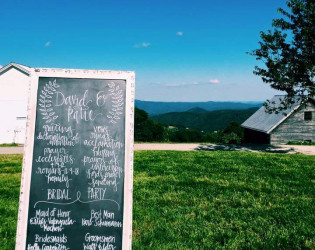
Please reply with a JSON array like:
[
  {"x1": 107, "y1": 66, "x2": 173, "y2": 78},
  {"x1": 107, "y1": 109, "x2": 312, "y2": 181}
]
[{"x1": 16, "y1": 68, "x2": 135, "y2": 250}]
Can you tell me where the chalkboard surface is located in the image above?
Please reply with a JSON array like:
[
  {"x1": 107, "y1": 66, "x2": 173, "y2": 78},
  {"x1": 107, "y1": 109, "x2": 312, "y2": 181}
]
[{"x1": 25, "y1": 77, "x2": 127, "y2": 249}]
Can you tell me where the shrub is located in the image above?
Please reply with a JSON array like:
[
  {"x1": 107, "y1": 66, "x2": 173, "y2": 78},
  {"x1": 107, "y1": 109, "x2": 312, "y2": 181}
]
[{"x1": 222, "y1": 132, "x2": 242, "y2": 144}]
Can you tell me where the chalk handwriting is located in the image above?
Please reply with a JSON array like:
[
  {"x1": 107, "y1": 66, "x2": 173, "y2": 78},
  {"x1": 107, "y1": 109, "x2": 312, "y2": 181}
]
[{"x1": 28, "y1": 79, "x2": 126, "y2": 249}]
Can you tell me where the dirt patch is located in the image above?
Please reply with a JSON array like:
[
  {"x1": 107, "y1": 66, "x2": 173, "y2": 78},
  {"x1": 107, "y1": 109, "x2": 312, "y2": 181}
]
[
  {"x1": 135, "y1": 143, "x2": 314, "y2": 155},
  {"x1": 1, "y1": 144, "x2": 313, "y2": 155},
  {"x1": 135, "y1": 143, "x2": 200, "y2": 151},
  {"x1": 0, "y1": 146, "x2": 24, "y2": 154},
  {"x1": 279, "y1": 145, "x2": 315, "y2": 155},
  {"x1": 197, "y1": 144, "x2": 296, "y2": 154}
]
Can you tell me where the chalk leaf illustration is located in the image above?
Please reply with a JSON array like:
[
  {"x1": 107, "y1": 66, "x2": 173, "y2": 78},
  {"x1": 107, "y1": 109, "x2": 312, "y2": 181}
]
[
  {"x1": 39, "y1": 79, "x2": 59, "y2": 123},
  {"x1": 107, "y1": 82, "x2": 124, "y2": 124}
]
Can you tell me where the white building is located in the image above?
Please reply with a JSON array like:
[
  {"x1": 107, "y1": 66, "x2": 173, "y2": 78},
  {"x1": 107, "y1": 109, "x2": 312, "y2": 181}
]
[{"x1": 0, "y1": 63, "x2": 31, "y2": 144}]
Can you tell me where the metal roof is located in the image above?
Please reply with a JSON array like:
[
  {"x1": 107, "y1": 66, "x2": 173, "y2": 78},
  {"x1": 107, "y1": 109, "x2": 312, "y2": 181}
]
[{"x1": 241, "y1": 95, "x2": 305, "y2": 134}]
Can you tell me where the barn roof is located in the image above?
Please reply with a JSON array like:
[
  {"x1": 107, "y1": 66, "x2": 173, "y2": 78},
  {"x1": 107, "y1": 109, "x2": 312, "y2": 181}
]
[
  {"x1": 241, "y1": 95, "x2": 311, "y2": 134},
  {"x1": 0, "y1": 62, "x2": 31, "y2": 76}
]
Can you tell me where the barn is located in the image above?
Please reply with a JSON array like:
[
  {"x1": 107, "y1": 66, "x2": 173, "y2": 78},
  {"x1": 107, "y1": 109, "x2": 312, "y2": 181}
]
[
  {"x1": 242, "y1": 95, "x2": 315, "y2": 144},
  {"x1": 0, "y1": 63, "x2": 31, "y2": 144}
]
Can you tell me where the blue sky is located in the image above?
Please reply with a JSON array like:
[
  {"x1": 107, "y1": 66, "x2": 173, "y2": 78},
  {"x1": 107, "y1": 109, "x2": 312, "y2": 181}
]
[{"x1": 0, "y1": 0, "x2": 287, "y2": 102}]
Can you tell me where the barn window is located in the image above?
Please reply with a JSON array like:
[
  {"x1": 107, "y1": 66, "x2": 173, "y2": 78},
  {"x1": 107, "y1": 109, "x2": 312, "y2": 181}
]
[{"x1": 304, "y1": 111, "x2": 312, "y2": 120}]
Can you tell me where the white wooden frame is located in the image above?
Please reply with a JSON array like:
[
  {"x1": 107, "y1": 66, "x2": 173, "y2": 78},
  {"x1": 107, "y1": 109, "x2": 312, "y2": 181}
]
[{"x1": 15, "y1": 67, "x2": 135, "y2": 250}]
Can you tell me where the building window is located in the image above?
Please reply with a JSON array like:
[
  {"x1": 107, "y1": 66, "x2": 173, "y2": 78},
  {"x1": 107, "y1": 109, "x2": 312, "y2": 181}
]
[{"x1": 304, "y1": 111, "x2": 312, "y2": 120}]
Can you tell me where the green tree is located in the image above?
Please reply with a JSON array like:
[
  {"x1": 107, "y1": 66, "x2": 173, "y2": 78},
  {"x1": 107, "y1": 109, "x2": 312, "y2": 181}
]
[
  {"x1": 134, "y1": 107, "x2": 166, "y2": 142},
  {"x1": 169, "y1": 129, "x2": 204, "y2": 142},
  {"x1": 223, "y1": 121, "x2": 244, "y2": 139},
  {"x1": 248, "y1": 0, "x2": 315, "y2": 112}
]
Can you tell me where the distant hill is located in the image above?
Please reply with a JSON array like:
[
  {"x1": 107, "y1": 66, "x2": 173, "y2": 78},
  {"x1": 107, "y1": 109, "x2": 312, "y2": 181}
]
[
  {"x1": 186, "y1": 107, "x2": 208, "y2": 113},
  {"x1": 135, "y1": 100, "x2": 262, "y2": 116},
  {"x1": 151, "y1": 108, "x2": 259, "y2": 132}
]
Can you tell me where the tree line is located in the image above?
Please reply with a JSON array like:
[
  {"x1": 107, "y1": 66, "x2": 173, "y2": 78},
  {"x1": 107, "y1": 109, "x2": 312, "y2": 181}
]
[{"x1": 134, "y1": 107, "x2": 244, "y2": 144}]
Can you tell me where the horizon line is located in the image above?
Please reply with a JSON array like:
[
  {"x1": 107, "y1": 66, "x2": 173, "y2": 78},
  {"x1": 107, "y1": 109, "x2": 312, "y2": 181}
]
[{"x1": 135, "y1": 99, "x2": 265, "y2": 103}]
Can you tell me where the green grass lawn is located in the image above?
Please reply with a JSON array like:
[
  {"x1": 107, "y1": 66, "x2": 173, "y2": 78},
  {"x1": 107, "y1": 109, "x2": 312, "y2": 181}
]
[
  {"x1": 1, "y1": 152, "x2": 314, "y2": 249},
  {"x1": 287, "y1": 141, "x2": 315, "y2": 146},
  {"x1": 0, "y1": 143, "x2": 19, "y2": 147},
  {"x1": 0, "y1": 154, "x2": 23, "y2": 249}
]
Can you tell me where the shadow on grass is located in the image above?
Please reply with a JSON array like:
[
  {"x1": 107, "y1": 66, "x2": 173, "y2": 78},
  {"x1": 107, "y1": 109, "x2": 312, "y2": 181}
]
[{"x1": 197, "y1": 144, "x2": 295, "y2": 154}]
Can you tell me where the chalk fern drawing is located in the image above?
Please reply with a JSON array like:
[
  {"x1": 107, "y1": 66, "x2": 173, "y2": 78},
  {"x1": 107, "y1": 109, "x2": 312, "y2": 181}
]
[
  {"x1": 107, "y1": 82, "x2": 124, "y2": 124},
  {"x1": 39, "y1": 79, "x2": 59, "y2": 123}
]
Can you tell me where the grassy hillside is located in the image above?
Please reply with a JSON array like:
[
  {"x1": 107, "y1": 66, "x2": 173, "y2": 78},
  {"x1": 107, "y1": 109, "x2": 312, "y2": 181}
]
[
  {"x1": 136, "y1": 100, "x2": 262, "y2": 115},
  {"x1": 152, "y1": 108, "x2": 258, "y2": 132},
  {"x1": 1, "y1": 152, "x2": 314, "y2": 249}
]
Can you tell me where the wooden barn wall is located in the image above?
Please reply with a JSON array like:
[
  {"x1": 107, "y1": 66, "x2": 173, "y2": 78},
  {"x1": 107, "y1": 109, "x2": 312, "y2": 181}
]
[{"x1": 270, "y1": 101, "x2": 315, "y2": 144}]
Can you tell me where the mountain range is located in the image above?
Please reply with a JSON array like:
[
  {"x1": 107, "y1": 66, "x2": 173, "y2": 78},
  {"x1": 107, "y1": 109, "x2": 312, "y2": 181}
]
[
  {"x1": 151, "y1": 107, "x2": 259, "y2": 132},
  {"x1": 135, "y1": 100, "x2": 262, "y2": 116}
]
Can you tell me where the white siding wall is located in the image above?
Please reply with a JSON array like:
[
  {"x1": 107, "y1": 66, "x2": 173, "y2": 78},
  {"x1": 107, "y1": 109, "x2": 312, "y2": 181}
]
[{"x1": 0, "y1": 67, "x2": 29, "y2": 144}]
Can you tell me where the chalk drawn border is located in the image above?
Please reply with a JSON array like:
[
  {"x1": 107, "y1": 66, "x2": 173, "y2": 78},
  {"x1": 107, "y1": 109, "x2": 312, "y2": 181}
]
[
  {"x1": 15, "y1": 67, "x2": 135, "y2": 250},
  {"x1": 107, "y1": 81, "x2": 124, "y2": 124},
  {"x1": 38, "y1": 79, "x2": 59, "y2": 123}
]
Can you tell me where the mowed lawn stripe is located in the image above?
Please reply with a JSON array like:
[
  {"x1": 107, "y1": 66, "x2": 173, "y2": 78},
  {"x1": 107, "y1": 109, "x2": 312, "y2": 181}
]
[
  {"x1": 133, "y1": 151, "x2": 315, "y2": 249},
  {"x1": 0, "y1": 152, "x2": 314, "y2": 249}
]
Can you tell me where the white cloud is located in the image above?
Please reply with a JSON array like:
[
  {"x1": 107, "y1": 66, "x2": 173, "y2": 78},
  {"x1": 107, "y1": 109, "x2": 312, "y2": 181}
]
[
  {"x1": 209, "y1": 79, "x2": 220, "y2": 84},
  {"x1": 176, "y1": 31, "x2": 183, "y2": 36},
  {"x1": 45, "y1": 41, "x2": 51, "y2": 47},
  {"x1": 134, "y1": 42, "x2": 151, "y2": 48}
]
